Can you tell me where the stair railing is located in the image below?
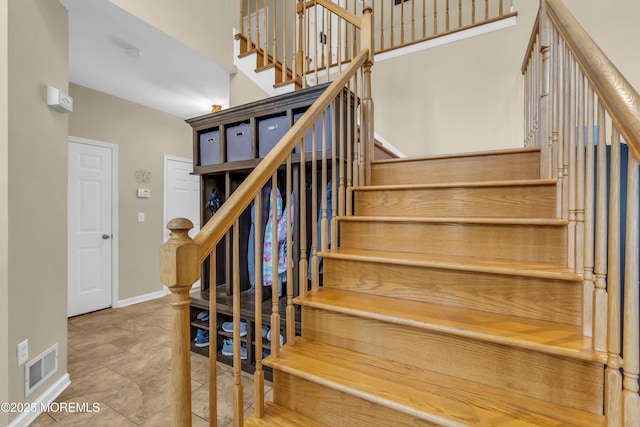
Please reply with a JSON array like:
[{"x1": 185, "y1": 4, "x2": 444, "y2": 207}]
[
  {"x1": 522, "y1": 0, "x2": 640, "y2": 425},
  {"x1": 161, "y1": 5, "x2": 373, "y2": 426},
  {"x1": 238, "y1": 1, "x2": 515, "y2": 89}
]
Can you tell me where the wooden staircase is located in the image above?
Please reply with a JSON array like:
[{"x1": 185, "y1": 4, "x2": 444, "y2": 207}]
[{"x1": 246, "y1": 147, "x2": 607, "y2": 426}]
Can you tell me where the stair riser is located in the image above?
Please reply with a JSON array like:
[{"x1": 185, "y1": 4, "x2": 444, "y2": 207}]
[
  {"x1": 273, "y1": 370, "x2": 440, "y2": 427},
  {"x1": 339, "y1": 221, "x2": 567, "y2": 265},
  {"x1": 322, "y1": 258, "x2": 582, "y2": 325},
  {"x1": 354, "y1": 184, "x2": 557, "y2": 218},
  {"x1": 371, "y1": 151, "x2": 540, "y2": 186},
  {"x1": 301, "y1": 307, "x2": 604, "y2": 414}
]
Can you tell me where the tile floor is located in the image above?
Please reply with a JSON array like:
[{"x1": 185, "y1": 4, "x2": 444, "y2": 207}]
[{"x1": 31, "y1": 296, "x2": 271, "y2": 426}]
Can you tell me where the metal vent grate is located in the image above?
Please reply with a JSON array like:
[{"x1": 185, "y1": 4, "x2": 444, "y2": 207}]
[{"x1": 25, "y1": 343, "x2": 58, "y2": 397}]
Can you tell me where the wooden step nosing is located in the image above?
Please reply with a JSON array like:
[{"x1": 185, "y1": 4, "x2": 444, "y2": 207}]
[
  {"x1": 337, "y1": 215, "x2": 568, "y2": 226},
  {"x1": 318, "y1": 250, "x2": 580, "y2": 281},
  {"x1": 371, "y1": 146, "x2": 540, "y2": 165},
  {"x1": 294, "y1": 294, "x2": 606, "y2": 364},
  {"x1": 266, "y1": 343, "x2": 466, "y2": 427},
  {"x1": 353, "y1": 178, "x2": 558, "y2": 192}
]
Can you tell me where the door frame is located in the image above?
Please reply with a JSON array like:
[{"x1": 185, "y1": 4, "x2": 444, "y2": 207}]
[{"x1": 68, "y1": 136, "x2": 119, "y2": 309}]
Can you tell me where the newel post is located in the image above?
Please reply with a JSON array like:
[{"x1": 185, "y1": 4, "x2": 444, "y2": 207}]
[
  {"x1": 361, "y1": 6, "x2": 374, "y2": 185},
  {"x1": 160, "y1": 218, "x2": 199, "y2": 427}
]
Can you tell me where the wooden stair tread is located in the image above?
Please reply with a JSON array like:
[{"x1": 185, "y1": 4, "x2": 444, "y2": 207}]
[
  {"x1": 337, "y1": 215, "x2": 568, "y2": 226},
  {"x1": 245, "y1": 402, "x2": 325, "y2": 427},
  {"x1": 266, "y1": 337, "x2": 605, "y2": 427},
  {"x1": 371, "y1": 146, "x2": 540, "y2": 165},
  {"x1": 294, "y1": 288, "x2": 605, "y2": 363},
  {"x1": 353, "y1": 178, "x2": 557, "y2": 191},
  {"x1": 319, "y1": 248, "x2": 578, "y2": 280}
]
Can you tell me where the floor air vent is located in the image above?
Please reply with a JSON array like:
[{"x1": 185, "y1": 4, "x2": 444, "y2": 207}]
[{"x1": 25, "y1": 343, "x2": 58, "y2": 397}]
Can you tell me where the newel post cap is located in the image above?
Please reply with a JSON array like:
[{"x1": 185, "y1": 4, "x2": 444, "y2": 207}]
[{"x1": 160, "y1": 218, "x2": 199, "y2": 290}]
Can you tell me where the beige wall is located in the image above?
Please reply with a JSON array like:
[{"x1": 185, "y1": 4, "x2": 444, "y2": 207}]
[
  {"x1": 69, "y1": 84, "x2": 192, "y2": 301},
  {"x1": 0, "y1": 0, "x2": 8, "y2": 424},
  {"x1": 109, "y1": 0, "x2": 237, "y2": 72},
  {"x1": 229, "y1": 72, "x2": 268, "y2": 108},
  {"x1": 6, "y1": 0, "x2": 69, "y2": 417},
  {"x1": 372, "y1": 0, "x2": 640, "y2": 157}
]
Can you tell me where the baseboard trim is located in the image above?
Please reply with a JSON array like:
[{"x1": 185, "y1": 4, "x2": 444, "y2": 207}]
[
  {"x1": 115, "y1": 290, "x2": 165, "y2": 308},
  {"x1": 7, "y1": 373, "x2": 70, "y2": 427}
]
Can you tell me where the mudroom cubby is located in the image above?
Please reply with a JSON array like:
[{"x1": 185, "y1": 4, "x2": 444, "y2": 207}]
[{"x1": 186, "y1": 83, "x2": 355, "y2": 375}]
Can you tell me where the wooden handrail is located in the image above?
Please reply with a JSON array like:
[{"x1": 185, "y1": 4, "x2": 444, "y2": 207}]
[
  {"x1": 193, "y1": 49, "x2": 369, "y2": 263},
  {"x1": 303, "y1": 0, "x2": 361, "y2": 28},
  {"x1": 543, "y1": 0, "x2": 640, "y2": 161}
]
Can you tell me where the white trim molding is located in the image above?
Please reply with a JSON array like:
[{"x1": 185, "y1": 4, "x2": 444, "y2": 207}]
[
  {"x1": 117, "y1": 290, "x2": 166, "y2": 308},
  {"x1": 8, "y1": 374, "x2": 70, "y2": 427}
]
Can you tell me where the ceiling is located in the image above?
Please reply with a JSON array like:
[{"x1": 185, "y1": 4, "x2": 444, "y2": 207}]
[{"x1": 60, "y1": 0, "x2": 232, "y2": 119}]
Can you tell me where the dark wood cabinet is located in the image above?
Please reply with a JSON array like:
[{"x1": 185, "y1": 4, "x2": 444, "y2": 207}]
[{"x1": 186, "y1": 83, "x2": 353, "y2": 376}]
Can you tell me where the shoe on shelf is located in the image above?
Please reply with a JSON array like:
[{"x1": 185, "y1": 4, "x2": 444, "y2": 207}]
[
  {"x1": 196, "y1": 310, "x2": 209, "y2": 322},
  {"x1": 194, "y1": 329, "x2": 209, "y2": 348},
  {"x1": 261, "y1": 325, "x2": 270, "y2": 339},
  {"x1": 221, "y1": 320, "x2": 247, "y2": 337},
  {"x1": 221, "y1": 338, "x2": 247, "y2": 360},
  {"x1": 266, "y1": 329, "x2": 284, "y2": 346}
]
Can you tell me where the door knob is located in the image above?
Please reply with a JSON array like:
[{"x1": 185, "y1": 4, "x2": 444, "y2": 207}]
[{"x1": 102, "y1": 234, "x2": 111, "y2": 239}]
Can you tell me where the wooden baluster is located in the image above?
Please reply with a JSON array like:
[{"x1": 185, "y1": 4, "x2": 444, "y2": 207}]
[
  {"x1": 285, "y1": 155, "x2": 295, "y2": 346},
  {"x1": 296, "y1": 0, "x2": 304, "y2": 85},
  {"x1": 361, "y1": 7, "x2": 374, "y2": 186},
  {"x1": 400, "y1": 0, "x2": 405, "y2": 45},
  {"x1": 231, "y1": 220, "x2": 243, "y2": 427},
  {"x1": 380, "y1": 0, "x2": 385, "y2": 51},
  {"x1": 328, "y1": 11, "x2": 333, "y2": 75},
  {"x1": 433, "y1": 0, "x2": 437, "y2": 36},
  {"x1": 411, "y1": 0, "x2": 416, "y2": 42},
  {"x1": 311, "y1": 123, "x2": 319, "y2": 290},
  {"x1": 390, "y1": 0, "x2": 395, "y2": 48},
  {"x1": 539, "y1": 12, "x2": 551, "y2": 179},
  {"x1": 458, "y1": 0, "x2": 462, "y2": 28},
  {"x1": 353, "y1": 70, "x2": 361, "y2": 188},
  {"x1": 263, "y1": 0, "x2": 268, "y2": 67},
  {"x1": 567, "y1": 57, "x2": 576, "y2": 270},
  {"x1": 446, "y1": 0, "x2": 450, "y2": 32},
  {"x1": 253, "y1": 193, "x2": 264, "y2": 419},
  {"x1": 314, "y1": 4, "x2": 318, "y2": 85},
  {"x1": 338, "y1": 91, "x2": 346, "y2": 219},
  {"x1": 561, "y1": 46, "x2": 569, "y2": 221},
  {"x1": 246, "y1": 0, "x2": 252, "y2": 49},
  {"x1": 299, "y1": 135, "x2": 308, "y2": 298},
  {"x1": 272, "y1": 0, "x2": 277, "y2": 67},
  {"x1": 320, "y1": 8, "x2": 326, "y2": 73},
  {"x1": 596, "y1": 102, "x2": 608, "y2": 344},
  {"x1": 423, "y1": 0, "x2": 426, "y2": 38},
  {"x1": 254, "y1": 0, "x2": 259, "y2": 52},
  {"x1": 209, "y1": 248, "x2": 218, "y2": 425},
  {"x1": 346, "y1": 79, "x2": 354, "y2": 216},
  {"x1": 576, "y1": 69, "x2": 585, "y2": 275},
  {"x1": 499, "y1": 0, "x2": 504, "y2": 16},
  {"x1": 485, "y1": 0, "x2": 488, "y2": 20},
  {"x1": 160, "y1": 219, "x2": 197, "y2": 427},
  {"x1": 270, "y1": 175, "x2": 281, "y2": 358},
  {"x1": 583, "y1": 88, "x2": 596, "y2": 343},
  {"x1": 556, "y1": 39, "x2": 564, "y2": 219},
  {"x1": 551, "y1": 28, "x2": 559, "y2": 188},
  {"x1": 282, "y1": 0, "x2": 287, "y2": 83},
  {"x1": 331, "y1": 101, "x2": 338, "y2": 248},
  {"x1": 622, "y1": 152, "x2": 640, "y2": 424},
  {"x1": 472, "y1": 0, "x2": 476, "y2": 25},
  {"x1": 604, "y1": 123, "x2": 622, "y2": 427},
  {"x1": 321, "y1": 110, "x2": 329, "y2": 252}
]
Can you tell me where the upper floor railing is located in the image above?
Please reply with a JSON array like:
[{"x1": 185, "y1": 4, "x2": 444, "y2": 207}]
[
  {"x1": 161, "y1": 3, "x2": 374, "y2": 426},
  {"x1": 240, "y1": 0, "x2": 515, "y2": 87},
  {"x1": 522, "y1": 0, "x2": 640, "y2": 424}
]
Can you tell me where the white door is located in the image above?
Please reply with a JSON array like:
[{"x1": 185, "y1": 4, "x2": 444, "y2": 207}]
[
  {"x1": 68, "y1": 140, "x2": 114, "y2": 317},
  {"x1": 164, "y1": 156, "x2": 201, "y2": 289}
]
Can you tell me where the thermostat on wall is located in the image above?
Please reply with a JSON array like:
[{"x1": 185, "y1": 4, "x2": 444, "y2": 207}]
[
  {"x1": 137, "y1": 188, "x2": 150, "y2": 198},
  {"x1": 47, "y1": 86, "x2": 73, "y2": 113}
]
